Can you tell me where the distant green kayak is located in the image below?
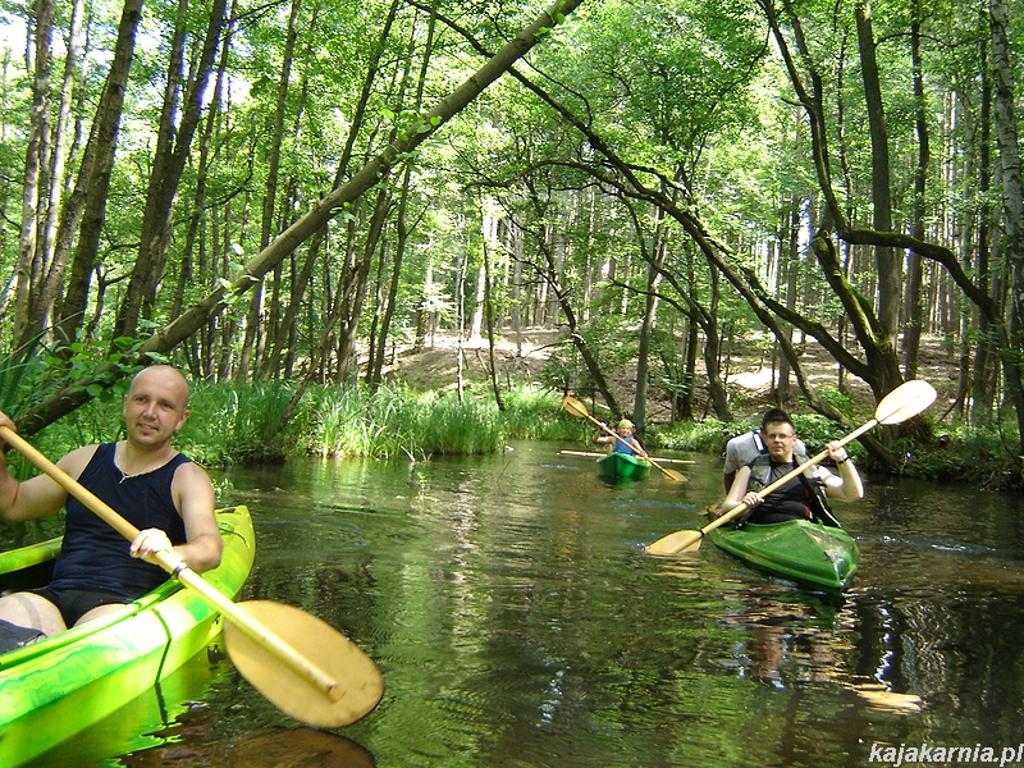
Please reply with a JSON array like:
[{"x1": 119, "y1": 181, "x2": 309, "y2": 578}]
[
  {"x1": 597, "y1": 452, "x2": 651, "y2": 481},
  {"x1": 0, "y1": 505, "x2": 255, "y2": 767},
  {"x1": 707, "y1": 518, "x2": 859, "y2": 590}
]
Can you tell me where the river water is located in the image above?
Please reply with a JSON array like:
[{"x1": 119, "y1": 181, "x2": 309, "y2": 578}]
[{"x1": 25, "y1": 440, "x2": 1024, "y2": 767}]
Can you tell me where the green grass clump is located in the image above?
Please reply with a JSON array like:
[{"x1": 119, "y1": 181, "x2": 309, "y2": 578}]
[
  {"x1": 500, "y1": 385, "x2": 586, "y2": 441},
  {"x1": 303, "y1": 384, "x2": 507, "y2": 459},
  {"x1": 652, "y1": 417, "x2": 729, "y2": 453},
  {"x1": 179, "y1": 381, "x2": 298, "y2": 464}
]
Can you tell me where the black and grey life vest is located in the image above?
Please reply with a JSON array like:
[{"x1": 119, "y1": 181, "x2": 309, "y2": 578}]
[{"x1": 746, "y1": 454, "x2": 842, "y2": 528}]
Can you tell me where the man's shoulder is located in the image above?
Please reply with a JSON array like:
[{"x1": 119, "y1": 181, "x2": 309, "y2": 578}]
[
  {"x1": 59, "y1": 443, "x2": 102, "y2": 476},
  {"x1": 172, "y1": 457, "x2": 209, "y2": 480},
  {"x1": 725, "y1": 430, "x2": 757, "y2": 450}
]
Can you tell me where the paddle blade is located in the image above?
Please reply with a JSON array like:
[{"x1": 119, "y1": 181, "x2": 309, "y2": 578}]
[
  {"x1": 660, "y1": 467, "x2": 688, "y2": 483},
  {"x1": 875, "y1": 380, "x2": 937, "y2": 425},
  {"x1": 224, "y1": 601, "x2": 384, "y2": 728},
  {"x1": 560, "y1": 395, "x2": 589, "y2": 419},
  {"x1": 645, "y1": 529, "x2": 703, "y2": 555}
]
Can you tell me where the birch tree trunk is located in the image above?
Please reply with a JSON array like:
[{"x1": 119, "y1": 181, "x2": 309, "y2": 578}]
[
  {"x1": 14, "y1": 0, "x2": 55, "y2": 348},
  {"x1": 989, "y1": 0, "x2": 1024, "y2": 457}
]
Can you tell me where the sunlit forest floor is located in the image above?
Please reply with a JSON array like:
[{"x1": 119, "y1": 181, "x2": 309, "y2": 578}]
[{"x1": 380, "y1": 327, "x2": 961, "y2": 423}]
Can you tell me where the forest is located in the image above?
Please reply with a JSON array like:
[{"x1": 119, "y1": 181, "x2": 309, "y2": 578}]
[{"x1": 1, "y1": 0, "x2": 1022, "y2": 484}]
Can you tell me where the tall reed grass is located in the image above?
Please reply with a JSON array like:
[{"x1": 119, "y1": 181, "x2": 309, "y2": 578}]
[
  {"x1": 4, "y1": 377, "x2": 585, "y2": 467},
  {"x1": 184, "y1": 381, "x2": 581, "y2": 463}
]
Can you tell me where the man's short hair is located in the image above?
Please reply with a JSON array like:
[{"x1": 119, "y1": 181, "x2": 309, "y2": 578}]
[{"x1": 760, "y1": 408, "x2": 793, "y2": 430}]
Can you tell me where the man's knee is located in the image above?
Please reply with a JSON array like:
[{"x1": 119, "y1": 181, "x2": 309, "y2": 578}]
[{"x1": 0, "y1": 592, "x2": 66, "y2": 635}]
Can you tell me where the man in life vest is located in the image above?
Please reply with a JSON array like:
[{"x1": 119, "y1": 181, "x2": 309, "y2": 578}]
[
  {"x1": 719, "y1": 413, "x2": 862, "y2": 527},
  {"x1": 722, "y1": 408, "x2": 808, "y2": 492}
]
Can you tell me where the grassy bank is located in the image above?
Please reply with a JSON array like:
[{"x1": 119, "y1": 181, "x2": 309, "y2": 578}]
[
  {"x1": 12, "y1": 382, "x2": 588, "y2": 468},
  {"x1": 8, "y1": 381, "x2": 1020, "y2": 491}
]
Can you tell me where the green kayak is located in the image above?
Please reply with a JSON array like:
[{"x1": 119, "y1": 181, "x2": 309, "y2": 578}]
[
  {"x1": 707, "y1": 518, "x2": 859, "y2": 590},
  {"x1": 597, "y1": 452, "x2": 651, "y2": 481},
  {"x1": 0, "y1": 505, "x2": 255, "y2": 767}
]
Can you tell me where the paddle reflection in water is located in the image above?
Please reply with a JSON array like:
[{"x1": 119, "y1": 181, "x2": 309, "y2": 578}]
[{"x1": 7, "y1": 440, "x2": 1024, "y2": 766}]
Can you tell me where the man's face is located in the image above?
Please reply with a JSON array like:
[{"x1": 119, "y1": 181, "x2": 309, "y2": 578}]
[
  {"x1": 122, "y1": 368, "x2": 189, "y2": 447},
  {"x1": 761, "y1": 420, "x2": 796, "y2": 460}
]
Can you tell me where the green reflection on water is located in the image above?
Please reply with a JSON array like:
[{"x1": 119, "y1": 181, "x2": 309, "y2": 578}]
[{"x1": 17, "y1": 441, "x2": 1024, "y2": 767}]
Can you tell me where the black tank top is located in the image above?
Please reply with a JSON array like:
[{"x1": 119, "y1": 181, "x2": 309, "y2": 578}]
[{"x1": 50, "y1": 442, "x2": 191, "y2": 599}]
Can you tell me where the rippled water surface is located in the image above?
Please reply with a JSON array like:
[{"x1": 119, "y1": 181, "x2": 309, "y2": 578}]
[{"x1": 24, "y1": 441, "x2": 1024, "y2": 767}]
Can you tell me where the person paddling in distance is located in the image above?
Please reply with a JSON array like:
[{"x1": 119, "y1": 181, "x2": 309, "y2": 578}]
[
  {"x1": 595, "y1": 418, "x2": 644, "y2": 456},
  {"x1": 719, "y1": 413, "x2": 863, "y2": 525},
  {"x1": 722, "y1": 407, "x2": 808, "y2": 492},
  {"x1": 0, "y1": 364, "x2": 222, "y2": 637}
]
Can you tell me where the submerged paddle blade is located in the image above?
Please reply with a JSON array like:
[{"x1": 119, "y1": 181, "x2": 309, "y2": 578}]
[
  {"x1": 224, "y1": 601, "x2": 384, "y2": 728},
  {"x1": 876, "y1": 380, "x2": 937, "y2": 424},
  {"x1": 560, "y1": 395, "x2": 589, "y2": 419},
  {"x1": 645, "y1": 529, "x2": 703, "y2": 555},
  {"x1": 661, "y1": 467, "x2": 689, "y2": 483}
]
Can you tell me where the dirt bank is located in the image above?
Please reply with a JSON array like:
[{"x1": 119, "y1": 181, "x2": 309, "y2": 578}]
[{"x1": 379, "y1": 327, "x2": 960, "y2": 421}]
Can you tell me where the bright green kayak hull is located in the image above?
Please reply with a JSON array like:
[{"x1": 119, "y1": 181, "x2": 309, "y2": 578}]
[
  {"x1": 597, "y1": 452, "x2": 651, "y2": 481},
  {"x1": 0, "y1": 505, "x2": 255, "y2": 767},
  {"x1": 707, "y1": 519, "x2": 859, "y2": 590}
]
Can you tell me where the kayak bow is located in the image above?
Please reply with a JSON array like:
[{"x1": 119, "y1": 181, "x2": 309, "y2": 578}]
[
  {"x1": 597, "y1": 452, "x2": 652, "y2": 481},
  {"x1": 707, "y1": 518, "x2": 859, "y2": 590},
  {"x1": 0, "y1": 505, "x2": 255, "y2": 767}
]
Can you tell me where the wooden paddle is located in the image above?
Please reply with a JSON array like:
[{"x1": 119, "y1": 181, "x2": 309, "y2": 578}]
[
  {"x1": 643, "y1": 379, "x2": 937, "y2": 555},
  {"x1": 559, "y1": 449, "x2": 696, "y2": 464},
  {"x1": 0, "y1": 426, "x2": 384, "y2": 728},
  {"x1": 560, "y1": 396, "x2": 688, "y2": 482}
]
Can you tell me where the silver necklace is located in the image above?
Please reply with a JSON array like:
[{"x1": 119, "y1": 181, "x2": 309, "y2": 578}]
[
  {"x1": 115, "y1": 445, "x2": 146, "y2": 484},
  {"x1": 118, "y1": 467, "x2": 144, "y2": 484}
]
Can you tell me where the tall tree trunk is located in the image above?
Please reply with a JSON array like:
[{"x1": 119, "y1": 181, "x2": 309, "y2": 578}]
[
  {"x1": 237, "y1": 0, "x2": 300, "y2": 379},
  {"x1": 989, "y1": 0, "x2": 1024, "y2": 458},
  {"x1": 171, "y1": 0, "x2": 236, "y2": 325},
  {"x1": 23, "y1": 0, "x2": 84, "y2": 350},
  {"x1": 14, "y1": 0, "x2": 54, "y2": 348},
  {"x1": 633, "y1": 205, "x2": 664, "y2": 433},
  {"x1": 903, "y1": 2, "x2": 929, "y2": 378},
  {"x1": 481, "y1": 197, "x2": 505, "y2": 410},
  {"x1": 113, "y1": 0, "x2": 227, "y2": 340},
  {"x1": 54, "y1": 0, "x2": 143, "y2": 350},
  {"x1": 856, "y1": 1, "x2": 901, "y2": 387},
  {"x1": 777, "y1": 203, "x2": 800, "y2": 402},
  {"x1": 971, "y1": 33, "x2": 995, "y2": 425}
]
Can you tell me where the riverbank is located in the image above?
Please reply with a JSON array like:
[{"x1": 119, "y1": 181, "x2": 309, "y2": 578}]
[{"x1": 375, "y1": 328, "x2": 1019, "y2": 489}]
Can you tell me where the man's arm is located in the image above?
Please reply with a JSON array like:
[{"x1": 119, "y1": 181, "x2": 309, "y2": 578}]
[
  {"x1": 821, "y1": 443, "x2": 864, "y2": 501},
  {"x1": 134, "y1": 462, "x2": 222, "y2": 573},
  {"x1": 720, "y1": 466, "x2": 757, "y2": 514},
  {"x1": 0, "y1": 423, "x2": 95, "y2": 523},
  {"x1": 722, "y1": 436, "x2": 747, "y2": 492}
]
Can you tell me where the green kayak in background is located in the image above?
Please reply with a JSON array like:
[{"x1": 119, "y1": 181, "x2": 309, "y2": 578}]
[
  {"x1": 0, "y1": 505, "x2": 255, "y2": 767},
  {"x1": 597, "y1": 452, "x2": 652, "y2": 481},
  {"x1": 707, "y1": 518, "x2": 859, "y2": 590}
]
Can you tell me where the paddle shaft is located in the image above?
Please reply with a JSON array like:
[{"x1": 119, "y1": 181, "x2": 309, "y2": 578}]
[
  {"x1": 0, "y1": 426, "x2": 343, "y2": 702},
  {"x1": 559, "y1": 449, "x2": 695, "y2": 464}
]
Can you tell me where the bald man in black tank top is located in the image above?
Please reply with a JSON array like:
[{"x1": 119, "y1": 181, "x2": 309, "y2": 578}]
[{"x1": 0, "y1": 365, "x2": 222, "y2": 636}]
